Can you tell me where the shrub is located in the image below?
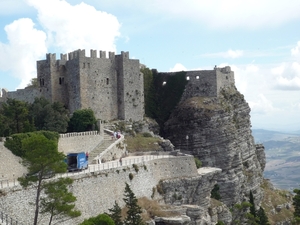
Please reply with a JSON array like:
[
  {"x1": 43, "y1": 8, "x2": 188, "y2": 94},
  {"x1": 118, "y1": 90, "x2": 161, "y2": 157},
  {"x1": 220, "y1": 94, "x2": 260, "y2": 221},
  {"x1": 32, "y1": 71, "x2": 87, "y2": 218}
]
[
  {"x1": 194, "y1": 157, "x2": 202, "y2": 168},
  {"x1": 129, "y1": 173, "x2": 133, "y2": 180},
  {"x1": 142, "y1": 132, "x2": 152, "y2": 137},
  {"x1": 211, "y1": 184, "x2": 221, "y2": 200},
  {"x1": 132, "y1": 164, "x2": 139, "y2": 173}
]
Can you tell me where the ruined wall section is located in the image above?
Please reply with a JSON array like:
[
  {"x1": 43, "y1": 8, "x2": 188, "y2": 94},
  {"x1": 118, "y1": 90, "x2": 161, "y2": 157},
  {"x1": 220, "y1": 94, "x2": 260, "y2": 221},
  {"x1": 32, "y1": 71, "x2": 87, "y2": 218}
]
[
  {"x1": 216, "y1": 66, "x2": 235, "y2": 93},
  {"x1": 5, "y1": 87, "x2": 42, "y2": 103},
  {"x1": 181, "y1": 70, "x2": 218, "y2": 101},
  {"x1": 116, "y1": 51, "x2": 144, "y2": 121}
]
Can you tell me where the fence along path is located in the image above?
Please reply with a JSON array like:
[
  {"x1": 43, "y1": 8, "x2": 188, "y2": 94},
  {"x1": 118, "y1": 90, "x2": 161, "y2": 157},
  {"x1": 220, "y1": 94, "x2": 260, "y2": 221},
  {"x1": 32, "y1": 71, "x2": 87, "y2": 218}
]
[{"x1": 0, "y1": 154, "x2": 173, "y2": 189}]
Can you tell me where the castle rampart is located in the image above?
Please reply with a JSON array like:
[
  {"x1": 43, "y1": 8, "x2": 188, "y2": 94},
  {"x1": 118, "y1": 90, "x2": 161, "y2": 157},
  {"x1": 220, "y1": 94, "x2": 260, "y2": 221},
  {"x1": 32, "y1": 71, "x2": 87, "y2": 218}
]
[
  {"x1": 1, "y1": 51, "x2": 233, "y2": 124},
  {"x1": 1, "y1": 49, "x2": 144, "y2": 122},
  {"x1": 0, "y1": 155, "x2": 221, "y2": 224}
]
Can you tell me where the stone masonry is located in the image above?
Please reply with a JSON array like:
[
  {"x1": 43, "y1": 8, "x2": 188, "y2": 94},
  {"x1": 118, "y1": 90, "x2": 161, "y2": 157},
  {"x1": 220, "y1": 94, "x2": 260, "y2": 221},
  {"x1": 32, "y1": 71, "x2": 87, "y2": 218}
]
[{"x1": 0, "y1": 49, "x2": 144, "y2": 122}]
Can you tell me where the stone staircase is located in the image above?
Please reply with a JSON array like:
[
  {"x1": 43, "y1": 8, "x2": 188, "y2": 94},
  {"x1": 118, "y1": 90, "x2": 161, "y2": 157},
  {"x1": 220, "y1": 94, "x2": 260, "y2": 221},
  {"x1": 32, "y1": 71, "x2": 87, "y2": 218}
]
[{"x1": 88, "y1": 131, "x2": 115, "y2": 163}]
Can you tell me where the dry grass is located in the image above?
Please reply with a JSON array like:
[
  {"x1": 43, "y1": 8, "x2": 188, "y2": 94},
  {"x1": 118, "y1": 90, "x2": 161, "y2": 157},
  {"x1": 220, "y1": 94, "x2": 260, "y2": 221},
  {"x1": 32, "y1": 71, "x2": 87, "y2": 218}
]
[
  {"x1": 125, "y1": 134, "x2": 162, "y2": 152},
  {"x1": 261, "y1": 179, "x2": 294, "y2": 224},
  {"x1": 120, "y1": 197, "x2": 181, "y2": 222},
  {"x1": 138, "y1": 197, "x2": 181, "y2": 221}
]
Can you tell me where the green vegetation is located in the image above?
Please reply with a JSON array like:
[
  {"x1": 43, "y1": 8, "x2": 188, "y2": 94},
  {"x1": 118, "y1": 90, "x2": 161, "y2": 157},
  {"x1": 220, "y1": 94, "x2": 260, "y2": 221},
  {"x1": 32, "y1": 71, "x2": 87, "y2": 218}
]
[
  {"x1": 40, "y1": 178, "x2": 81, "y2": 224},
  {"x1": 129, "y1": 173, "x2": 133, "y2": 180},
  {"x1": 211, "y1": 184, "x2": 221, "y2": 200},
  {"x1": 68, "y1": 108, "x2": 97, "y2": 132},
  {"x1": 4, "y1": 131, "x2": 59, "y2": 157},
  {"x1": 30, "y1": 97, "x2": 69, "y2": 133},
  {"x1": 123, "y1": 182, "x2": 144, "y2": 225},
  {"x1": 261, "y1": 179, "x2": 293, "y2": 224},
  {"x1": 17, "y1": 133, "x2": 69, "y2": 225},
  {"x1": 142, "y1": 68, "x2": 188, "y2": 134},
  {"x1": 26, "y1": 78, "x2": 38, "y2": 88},
  {"x1": 80, "y1": 214, "x2": 115, "y2": 225},
  {"x1": 0, "y1": 97, "x2": 69, "y2": 137},
  {"x1": 293, "y1": 188, "x2": 300, "y2": 224},
  {"x1": 194, "y1": 157, "x2": 202, "y2": 169},
  {"x1": 133, "y1": 164, "x2": 139, "y2": 173},
  {"x1": 108, "y1": 201, "x2": 122, "y2": 225},
  {"x1": 0, "y1": 98, "x2": 33, "y2": 136},
  {"x1": 125, "y1": 133, "x2": 161, "y2": 152}
]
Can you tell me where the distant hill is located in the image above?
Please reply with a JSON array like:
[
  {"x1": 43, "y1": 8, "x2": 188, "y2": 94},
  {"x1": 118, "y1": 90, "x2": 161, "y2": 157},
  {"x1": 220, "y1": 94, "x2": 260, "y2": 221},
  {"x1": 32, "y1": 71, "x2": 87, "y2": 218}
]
[{"x1": 252, "y1": 129, "x2": 300, "y2": 191}]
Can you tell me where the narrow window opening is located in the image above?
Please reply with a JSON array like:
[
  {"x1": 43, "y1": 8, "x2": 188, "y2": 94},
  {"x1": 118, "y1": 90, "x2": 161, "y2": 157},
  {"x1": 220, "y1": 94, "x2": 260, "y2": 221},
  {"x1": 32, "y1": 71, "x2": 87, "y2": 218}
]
[{"x1": 106, "y1": 78, "x2": 109, "y2": 85}]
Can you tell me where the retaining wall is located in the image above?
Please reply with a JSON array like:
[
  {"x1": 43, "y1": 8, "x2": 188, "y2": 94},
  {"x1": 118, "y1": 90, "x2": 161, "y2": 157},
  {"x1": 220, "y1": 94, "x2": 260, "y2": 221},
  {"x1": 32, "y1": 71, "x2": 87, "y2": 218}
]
[
  {"x1": 58, "y1": 131, "x2": 103, "y2": 154},
  {"x1": 0, "y1": 155, "x2": 207, "y2": 225}
]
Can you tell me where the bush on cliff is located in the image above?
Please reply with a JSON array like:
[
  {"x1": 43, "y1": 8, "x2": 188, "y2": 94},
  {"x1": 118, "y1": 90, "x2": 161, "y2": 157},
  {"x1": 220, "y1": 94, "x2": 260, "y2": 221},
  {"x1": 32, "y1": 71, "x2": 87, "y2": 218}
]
[
  {"x1": 194, "y1": 157, "x2": 202, "y2": 168},
  {"x1": 80, "y1": 214, "x2": 115, "y2": 225}
]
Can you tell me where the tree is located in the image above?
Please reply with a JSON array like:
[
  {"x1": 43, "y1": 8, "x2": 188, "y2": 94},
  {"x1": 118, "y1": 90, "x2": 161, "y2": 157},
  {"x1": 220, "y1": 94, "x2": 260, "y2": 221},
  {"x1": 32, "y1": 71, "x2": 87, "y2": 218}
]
[
  {"x1": 108, "y1": 201, "x2": 123, "y2": 225},
  {"x1": 123, "y1": 183, "x2": 143, "y2": 225},
  {"x1": 257, "y1": 207, "x2": 270, "y2": 225},
  {"x1": 27, "y1": 78, "x2": 38, "y2": 88},
  {"x1": 249, "y1": 190, "x2": 256, "y2": 218},
  {"x1": 80, "y1": 214, "x2": 115, "y2": 225},
  {"x1": 1, "y1": 98, "x2": 34, "y2": 135},
  {"x1": 18, "y1": 133, "x2": 67, "y2": 225},
  {"x1": 293, "y1": 188, "x2": 300, "y2": 224},
  {"x1": 29, "y1": 97, "x2": 69, "y2": 133},
  {"x1": 40, "y1": 178, "x2": 81, "y2": 225},
  {"x1": 68, "y1": 108, "x2": 97, "y2": 132}
]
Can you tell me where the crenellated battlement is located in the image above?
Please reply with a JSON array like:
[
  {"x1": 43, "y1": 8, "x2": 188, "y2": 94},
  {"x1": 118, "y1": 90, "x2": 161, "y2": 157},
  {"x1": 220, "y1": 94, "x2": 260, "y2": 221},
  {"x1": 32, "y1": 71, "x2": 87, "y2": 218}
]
[{"x1": 2, "y1": 49, "x2": 236, "y2": 123}]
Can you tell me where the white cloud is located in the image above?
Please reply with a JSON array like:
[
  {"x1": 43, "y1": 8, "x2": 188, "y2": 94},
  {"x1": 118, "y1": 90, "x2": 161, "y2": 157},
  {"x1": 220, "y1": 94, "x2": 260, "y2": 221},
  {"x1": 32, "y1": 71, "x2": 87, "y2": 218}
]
[
  {"x1": 169, "y1": 63, "x2": 187, "y2": 72},
  {"x1": 271, "y1": 61, "x2": 300, "y2": 90},
  {"x1": 200, "y1": 49, "x2": 243, "y2": 59},
  {"x1": 0, "y1": 18, "x2": 47, "y2": 89},
  {"x1": 108, "y1": 0, "x2": 300, "y2": 30},
  {"x1": 291, "y1": 41, "x2": 300, "y2": 57},
  {"x1": 248, "y1": 94, "x2": 278, "y2": 115},
  {"x1": 26, "y1": 0, "x2": 121, "y2": 53},
  {"x1": 0, "y1": 0, "x2": 121, "y2": 89}
]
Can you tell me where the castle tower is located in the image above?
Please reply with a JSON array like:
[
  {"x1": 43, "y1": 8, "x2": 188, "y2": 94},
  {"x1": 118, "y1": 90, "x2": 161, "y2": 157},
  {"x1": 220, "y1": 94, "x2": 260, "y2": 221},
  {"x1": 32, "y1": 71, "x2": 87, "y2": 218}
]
[{"x1": 116, "y1": 51, "x2": 144, "y2": 121}]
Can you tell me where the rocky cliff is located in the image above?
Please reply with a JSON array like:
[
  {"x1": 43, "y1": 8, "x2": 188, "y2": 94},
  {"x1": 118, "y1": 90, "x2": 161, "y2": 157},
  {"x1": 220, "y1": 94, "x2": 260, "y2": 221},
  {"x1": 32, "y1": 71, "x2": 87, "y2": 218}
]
[{"x1": 164, "y1": 84, "x2": 266, "y2": 208}]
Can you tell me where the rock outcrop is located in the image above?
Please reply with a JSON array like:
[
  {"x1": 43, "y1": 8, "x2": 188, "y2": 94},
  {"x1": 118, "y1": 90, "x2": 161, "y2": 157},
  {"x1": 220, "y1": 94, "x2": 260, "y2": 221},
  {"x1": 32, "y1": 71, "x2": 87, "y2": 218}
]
[{"x1": 164, "y1": 85, "x2": 266, "y2": 207}]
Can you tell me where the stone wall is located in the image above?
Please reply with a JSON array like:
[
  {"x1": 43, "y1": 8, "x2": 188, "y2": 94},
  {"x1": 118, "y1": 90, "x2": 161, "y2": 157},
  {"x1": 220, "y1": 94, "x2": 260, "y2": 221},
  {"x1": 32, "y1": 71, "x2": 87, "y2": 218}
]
[
  {"x1": 35, "y1": 49, "x2": 144, "y2": 122},
  {"x1": 0, "y1": 156, "x2": 222, "y2": 225},
  {"x1": 58, "y1": 131, "x2": 103, "y2": 154}
]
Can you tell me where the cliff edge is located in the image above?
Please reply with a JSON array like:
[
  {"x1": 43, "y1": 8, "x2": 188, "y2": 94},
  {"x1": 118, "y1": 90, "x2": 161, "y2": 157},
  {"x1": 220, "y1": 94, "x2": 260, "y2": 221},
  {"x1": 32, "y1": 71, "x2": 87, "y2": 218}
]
[{"x1": 164, "y1": 84, "x2": 266, "y2": 207}]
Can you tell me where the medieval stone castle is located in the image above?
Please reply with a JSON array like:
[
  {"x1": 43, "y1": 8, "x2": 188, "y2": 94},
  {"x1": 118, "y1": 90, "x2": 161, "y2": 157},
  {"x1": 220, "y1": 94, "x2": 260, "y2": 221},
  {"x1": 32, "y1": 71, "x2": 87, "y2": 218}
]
[{"x1": 0, "y1": 49, "x2": 235, "y2": 121}]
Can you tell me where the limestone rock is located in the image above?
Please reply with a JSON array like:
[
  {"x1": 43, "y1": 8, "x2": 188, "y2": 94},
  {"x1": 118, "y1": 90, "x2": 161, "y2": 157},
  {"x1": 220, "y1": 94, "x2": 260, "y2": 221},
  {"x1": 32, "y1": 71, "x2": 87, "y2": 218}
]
[{"x1": 164, "y1": 85, "x2": 265, "y2": 207}]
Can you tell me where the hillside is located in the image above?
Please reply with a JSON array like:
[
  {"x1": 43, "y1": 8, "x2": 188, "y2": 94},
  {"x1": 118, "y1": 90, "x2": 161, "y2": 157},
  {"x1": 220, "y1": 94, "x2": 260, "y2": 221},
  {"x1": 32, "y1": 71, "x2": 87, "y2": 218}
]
[{"x1": 252, "y1": 129, "x2": 300, "y2": 191}]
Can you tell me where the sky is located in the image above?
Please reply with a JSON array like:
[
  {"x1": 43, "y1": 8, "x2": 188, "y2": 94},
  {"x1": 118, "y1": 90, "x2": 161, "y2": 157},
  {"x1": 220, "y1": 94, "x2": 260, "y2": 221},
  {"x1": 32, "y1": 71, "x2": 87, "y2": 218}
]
[{"x1": 0, "y1": 0, "x2": 300, "y2": 132}]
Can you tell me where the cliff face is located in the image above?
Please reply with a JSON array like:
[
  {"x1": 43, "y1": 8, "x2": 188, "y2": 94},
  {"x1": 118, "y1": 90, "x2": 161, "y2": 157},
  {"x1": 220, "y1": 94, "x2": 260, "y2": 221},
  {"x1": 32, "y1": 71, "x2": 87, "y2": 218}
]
[{"x1": 164, "y1": 85, "x2": 266, "y2": 207}]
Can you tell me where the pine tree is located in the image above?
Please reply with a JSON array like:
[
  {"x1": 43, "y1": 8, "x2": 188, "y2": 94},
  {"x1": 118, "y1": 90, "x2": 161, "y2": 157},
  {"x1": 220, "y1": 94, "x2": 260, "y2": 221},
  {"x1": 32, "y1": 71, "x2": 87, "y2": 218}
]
[
  {"x1": 257, "y1": 207, "x2": 270, "y2": 225},
  {"x1": 108, "y1": 201, "x2": 123, "y2": 225},
  {"x1": 249, "y1": 190, "x2": 257, "y2": 217},
  {"x1": 123, "y1": 183, "x2": 143, "y2": 225}
]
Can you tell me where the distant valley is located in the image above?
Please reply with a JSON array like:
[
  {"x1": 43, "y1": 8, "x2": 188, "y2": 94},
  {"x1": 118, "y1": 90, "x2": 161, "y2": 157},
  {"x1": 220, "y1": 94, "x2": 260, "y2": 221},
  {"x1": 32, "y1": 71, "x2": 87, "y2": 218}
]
[{"x1": 252, "y1": 129, "x2": 300, "y2": 191}]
